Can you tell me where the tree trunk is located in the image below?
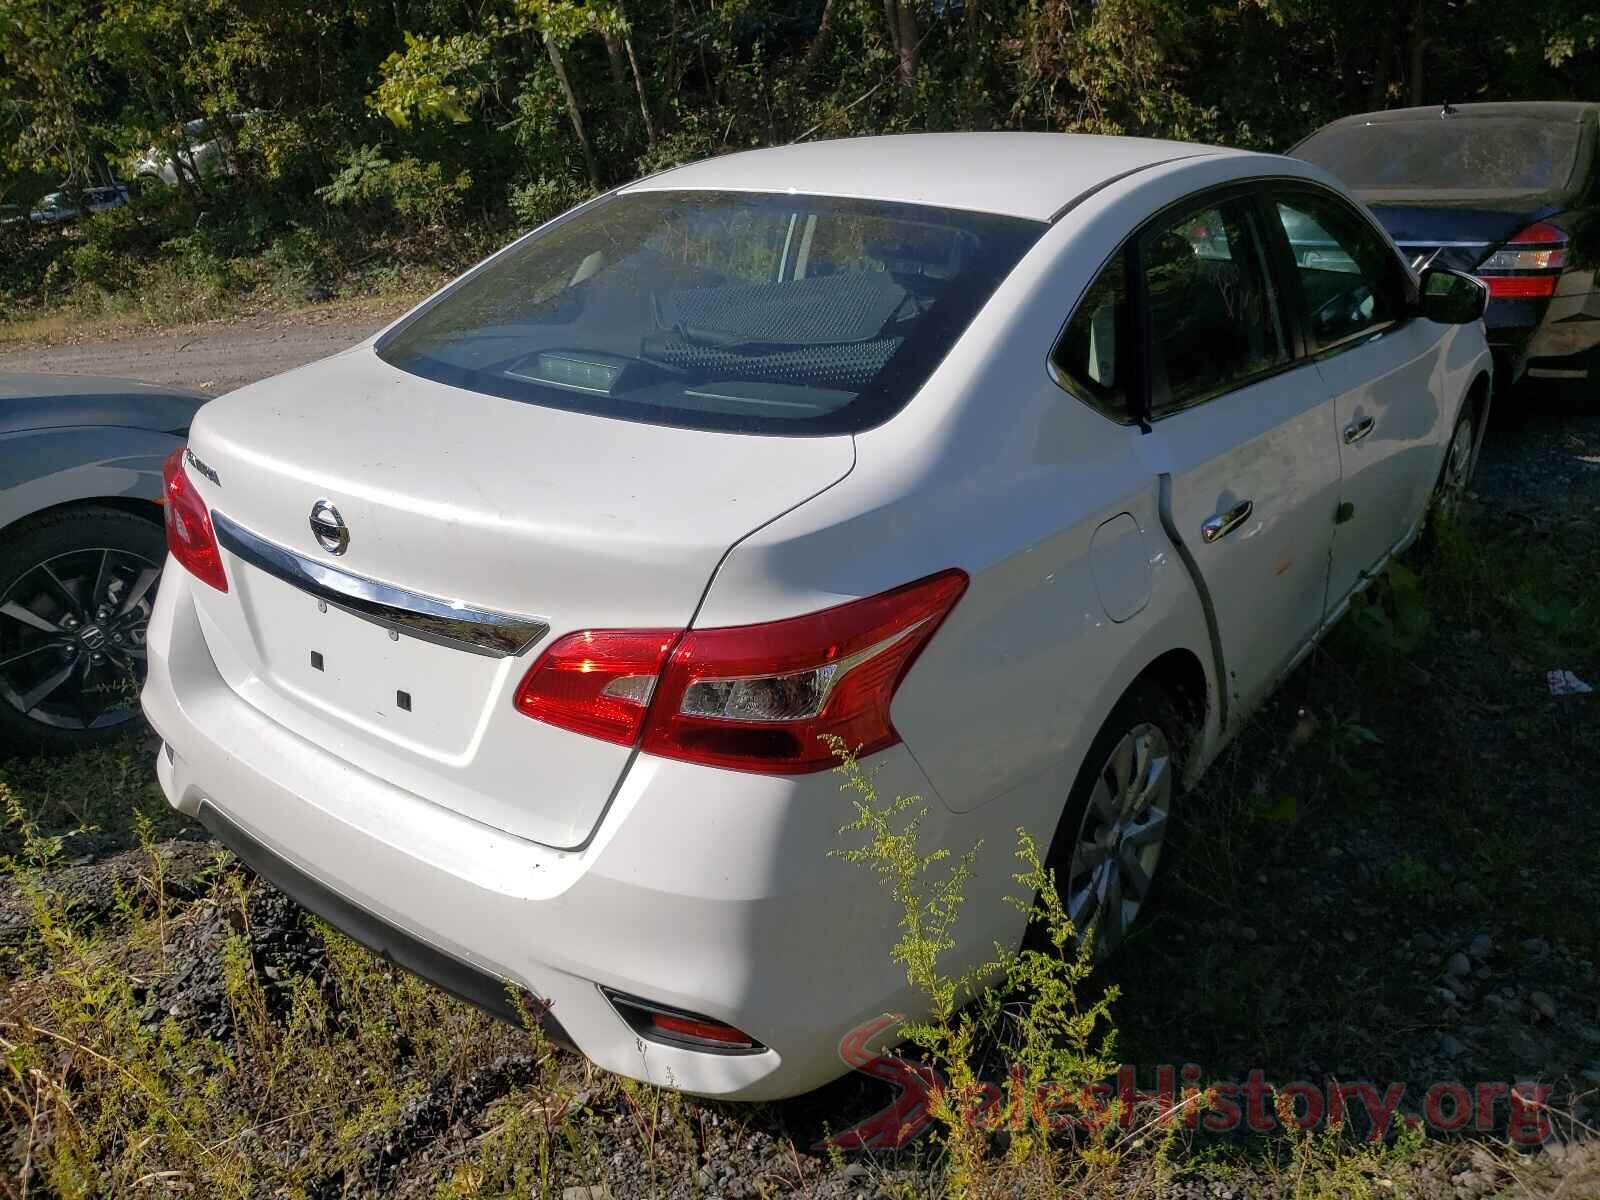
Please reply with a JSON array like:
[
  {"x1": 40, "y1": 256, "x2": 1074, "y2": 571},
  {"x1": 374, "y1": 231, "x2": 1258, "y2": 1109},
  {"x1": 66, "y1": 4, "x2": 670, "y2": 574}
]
[
  {"x1": 802, "y1": 0, "x2": 835, "y2": 76},
  {"x1": 544, "y1": 33, "x2": 600, "y2": 187},
  {"x1": 888, "y1": 0, "x2": 920, "y2": 98},
  {"x1": 963, "y1": 0, "x2": 985, "y2": 124},
  {"x1": 601, "y1": 29, "x2": 628, "y2": 88},
  {"x1": 1407, "y1": 0, "x2": 1425, "y2": 107},
  {"x1": 1366, "y1": 29, "x2": 1393, "y2": 109},
  {"x1": 623, "y1": 34, "x2": 658, "y2": 146},
  {"x1": 668, "y1": 0, "x2": 680, "y2": 96}
]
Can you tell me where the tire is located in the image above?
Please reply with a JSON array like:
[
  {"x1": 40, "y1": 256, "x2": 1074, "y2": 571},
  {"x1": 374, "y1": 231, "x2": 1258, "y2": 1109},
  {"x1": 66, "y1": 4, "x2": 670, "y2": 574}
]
[
  {"x1": 1042, "y1": 679, "x2": 1186, "y2": 960},
  {"x1": 0, "y1": 506, "x2": 166, "y2": 755},
  {"x1": 1429, "y1": 401, "x2": 1478, "y2": 523}
]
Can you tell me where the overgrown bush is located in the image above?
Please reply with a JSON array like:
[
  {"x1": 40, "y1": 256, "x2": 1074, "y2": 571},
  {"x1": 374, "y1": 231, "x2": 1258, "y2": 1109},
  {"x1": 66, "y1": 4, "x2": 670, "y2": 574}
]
[
  {"x1": 829, "y1": 737, "x2": 1134, "y2": 1196},
  {"x1": 317, "y1": 146, "x2": 472, "y2": 230},
  {"x1": 508, "y1": 176, "x2": 593, "y2": 229}
]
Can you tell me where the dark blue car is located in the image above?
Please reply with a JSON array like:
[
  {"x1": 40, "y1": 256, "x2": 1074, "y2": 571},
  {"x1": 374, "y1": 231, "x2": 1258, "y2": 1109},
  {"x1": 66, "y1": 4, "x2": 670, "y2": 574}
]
[{"x1": 1293, "y1": 101, "x2": 1599, "y2": 392}]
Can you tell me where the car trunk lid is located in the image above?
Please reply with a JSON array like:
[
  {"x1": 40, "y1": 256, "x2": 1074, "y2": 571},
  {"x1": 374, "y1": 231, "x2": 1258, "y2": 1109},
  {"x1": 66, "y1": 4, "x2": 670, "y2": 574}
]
[
  {"x1": 182, "y1": 346, "x2": 854, "y2": 847},
  {"x1": 1360, "y1": 196, "x2": 1560, "y2": 271}
]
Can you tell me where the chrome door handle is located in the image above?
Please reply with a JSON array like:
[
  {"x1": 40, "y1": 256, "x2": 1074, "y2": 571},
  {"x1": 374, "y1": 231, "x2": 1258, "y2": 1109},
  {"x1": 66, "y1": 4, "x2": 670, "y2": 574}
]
[
  {"x1": 1344, "y1": 416, "x2": 1376, "y2": 444},
  {"x1": 1201, "y1": 500, "x2": 1253, "y2": 543}
]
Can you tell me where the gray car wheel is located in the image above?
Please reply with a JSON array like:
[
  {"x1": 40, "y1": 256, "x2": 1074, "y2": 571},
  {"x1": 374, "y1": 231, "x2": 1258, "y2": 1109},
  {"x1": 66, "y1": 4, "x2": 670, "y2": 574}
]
[
  {"x1": 1045, "y1": 679, "x2": 1186, "y2": 960},
  {"x1": 0, "y1": 506, "x2": 165, "y2": 753},
  {"x1": 1432, "y1": 406, "x2": 1476, "y2": 519}
]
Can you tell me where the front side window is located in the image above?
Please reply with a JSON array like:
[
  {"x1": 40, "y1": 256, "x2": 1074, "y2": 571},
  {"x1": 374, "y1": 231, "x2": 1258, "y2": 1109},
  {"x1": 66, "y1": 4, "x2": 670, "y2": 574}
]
[
  {"x1": 376, "y1": 191, "x2": 1044, "y2": 435},
  {"x1": 1271, "y1": 192, "x2": 1404, "y2": 353},
  {"x1": 1141, "y1": 199, "x2": 1289, "y2": 413}
]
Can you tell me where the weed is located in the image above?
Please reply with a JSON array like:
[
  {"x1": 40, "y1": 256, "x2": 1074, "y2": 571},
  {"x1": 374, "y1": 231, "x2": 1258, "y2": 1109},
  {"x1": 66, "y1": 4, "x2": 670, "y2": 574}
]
[{"x1": 830, "y1": 737, "x2": 1122, "y2": 1196}]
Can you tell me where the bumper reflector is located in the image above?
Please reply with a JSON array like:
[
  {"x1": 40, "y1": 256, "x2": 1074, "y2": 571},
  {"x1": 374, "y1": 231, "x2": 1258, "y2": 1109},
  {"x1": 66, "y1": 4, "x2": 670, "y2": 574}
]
[{"x1": 603, "y1": 990, "x2": 764, "y2": 1054}]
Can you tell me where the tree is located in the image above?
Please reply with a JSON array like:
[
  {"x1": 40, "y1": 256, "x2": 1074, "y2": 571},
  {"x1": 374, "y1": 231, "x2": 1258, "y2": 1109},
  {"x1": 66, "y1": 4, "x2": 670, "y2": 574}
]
[{"x1": 881, "y1": 0, "x2": 921, "y2": 101}]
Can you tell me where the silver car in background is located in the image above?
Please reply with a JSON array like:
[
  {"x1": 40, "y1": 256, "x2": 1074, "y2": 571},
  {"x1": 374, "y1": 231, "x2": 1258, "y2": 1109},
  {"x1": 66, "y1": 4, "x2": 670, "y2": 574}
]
[{"x1": 0, "y1": 375, "x2": 204, "y2": 751}]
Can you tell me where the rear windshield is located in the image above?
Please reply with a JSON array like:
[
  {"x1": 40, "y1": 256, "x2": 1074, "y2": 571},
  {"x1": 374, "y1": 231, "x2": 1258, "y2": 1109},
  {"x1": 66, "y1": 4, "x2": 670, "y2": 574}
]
[
  {"x1": 376, "y1": 190, "x2": 1044, "y2": 435},
  {"x1": 1295, "y1": 118, "x2": 1583, "y2": 194}
]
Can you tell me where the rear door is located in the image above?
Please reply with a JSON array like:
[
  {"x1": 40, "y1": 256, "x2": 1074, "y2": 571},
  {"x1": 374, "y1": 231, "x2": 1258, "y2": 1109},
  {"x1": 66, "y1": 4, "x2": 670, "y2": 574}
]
[
  {"x1": 1263, "y1": 185, "x2": 1445, "y2": 611},
  {"x1": 1135, "y1": 191, "x2": 1342, "y2": 719}
]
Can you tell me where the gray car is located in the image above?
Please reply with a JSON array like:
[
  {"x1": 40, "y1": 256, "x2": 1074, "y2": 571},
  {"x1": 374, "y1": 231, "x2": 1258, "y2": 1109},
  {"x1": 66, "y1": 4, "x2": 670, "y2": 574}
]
[{"x1": 0, "y1": 374, "x2": 204, "y2": 750}]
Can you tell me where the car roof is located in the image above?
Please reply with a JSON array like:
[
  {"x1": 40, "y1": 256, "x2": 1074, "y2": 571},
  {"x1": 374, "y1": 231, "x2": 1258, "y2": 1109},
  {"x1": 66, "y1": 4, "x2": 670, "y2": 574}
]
[
  {"x1": 1316, "y1": 101, "x2": 1598, "y2": 129},
  {"x1": 621, "y1": 133, "x2": 1254, "y2": 222}
]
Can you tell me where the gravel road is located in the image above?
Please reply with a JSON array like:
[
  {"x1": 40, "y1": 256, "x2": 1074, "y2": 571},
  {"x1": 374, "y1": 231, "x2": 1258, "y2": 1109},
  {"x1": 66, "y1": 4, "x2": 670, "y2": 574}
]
[{"x1": 0, "y1": 308, "x2": 398, "y2": 395}]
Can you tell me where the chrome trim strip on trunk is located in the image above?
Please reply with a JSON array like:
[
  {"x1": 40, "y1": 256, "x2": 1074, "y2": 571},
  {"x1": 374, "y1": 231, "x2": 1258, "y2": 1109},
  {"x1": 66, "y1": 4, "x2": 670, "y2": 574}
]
[{"x1": 211, "y1": 510, "x2": 549, "y2": 658}]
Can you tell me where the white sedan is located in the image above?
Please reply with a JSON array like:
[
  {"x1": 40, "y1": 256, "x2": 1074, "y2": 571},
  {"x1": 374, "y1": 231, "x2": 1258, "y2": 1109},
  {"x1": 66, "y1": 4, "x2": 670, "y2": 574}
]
[{"x1": 142, "y1": 133, "x2": 1490, "y2": 1101}]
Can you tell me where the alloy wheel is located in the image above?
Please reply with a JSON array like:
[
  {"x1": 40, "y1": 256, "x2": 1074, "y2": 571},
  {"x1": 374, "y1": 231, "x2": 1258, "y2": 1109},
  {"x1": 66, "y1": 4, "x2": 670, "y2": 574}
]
[
  {"x1": 1064, "y1": 722, "x2": 1173, "y2": 959},
  {"x1": 1434, "y1": 413, "x2": 1475, "y2": 517},
  {"x1": 0, "y1": 548, "x2": 161, "y2": 731}
]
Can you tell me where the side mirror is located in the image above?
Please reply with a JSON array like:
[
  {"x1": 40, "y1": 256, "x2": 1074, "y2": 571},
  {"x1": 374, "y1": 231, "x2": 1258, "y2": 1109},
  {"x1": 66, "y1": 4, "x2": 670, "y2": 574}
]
[{"x1": 1418, "y1": 267, "x2": 1488, "y2": 325}]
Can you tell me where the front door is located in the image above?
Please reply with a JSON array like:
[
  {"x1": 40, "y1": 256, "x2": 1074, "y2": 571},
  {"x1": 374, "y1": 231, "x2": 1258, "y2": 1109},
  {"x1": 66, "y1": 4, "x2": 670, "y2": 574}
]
[
  {"x1": 1265, "y1": 187, "x2": 1445, "y2": 610},
  {"x1": 1136, "y1": 194, "x2": 1343, "y2": 720}
]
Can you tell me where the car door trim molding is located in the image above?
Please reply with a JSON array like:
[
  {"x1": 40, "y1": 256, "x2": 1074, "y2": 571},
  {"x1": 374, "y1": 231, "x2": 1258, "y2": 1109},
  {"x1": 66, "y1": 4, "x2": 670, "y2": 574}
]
[
  {"x1": 1157, "y1": 472, "x2": 1230, "y2": 731},
  {"x1": 211, "y1": 509, "x2": 550, "y2": 659}
]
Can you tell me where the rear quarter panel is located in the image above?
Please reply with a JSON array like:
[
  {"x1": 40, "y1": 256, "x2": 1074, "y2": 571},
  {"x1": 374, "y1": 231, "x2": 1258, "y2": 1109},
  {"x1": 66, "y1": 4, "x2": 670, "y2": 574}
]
[
  {"x1": 691, "y1": 159, "x2": 1356, "y2": 970},
  {"x1": 0, "y1": 427, "x2": 180, "y2": 532}
]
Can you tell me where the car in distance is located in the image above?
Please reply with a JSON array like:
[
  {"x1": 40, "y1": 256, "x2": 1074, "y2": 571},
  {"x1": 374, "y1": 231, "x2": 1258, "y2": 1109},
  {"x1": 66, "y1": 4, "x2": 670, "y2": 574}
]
[
  {"x1": 29, "y1": 184, "x2": 131, "y2": 225},
  {"x1": 135, "y1": 116, "x2": 246, "y2": 187},
  {"x1": 0, "y1": 375, "x2": 205, "y2": 751},
  {"x1": 1292, "y1": 102, "x2": 1599, "y2": 389},
  {"x1": 143, "y1": 133, "x2": 1491, "y2": 1100}
]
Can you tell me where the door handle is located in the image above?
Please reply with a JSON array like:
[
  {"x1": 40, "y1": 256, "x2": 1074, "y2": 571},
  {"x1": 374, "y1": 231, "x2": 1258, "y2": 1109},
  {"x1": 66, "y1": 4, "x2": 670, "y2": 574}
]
[
  {"x1": 1201, "y1": 499, "x2": 1253, "y2": 543},
  {"x1": 1344, "y1": 416, "x2": 1376, "y2": 444}
]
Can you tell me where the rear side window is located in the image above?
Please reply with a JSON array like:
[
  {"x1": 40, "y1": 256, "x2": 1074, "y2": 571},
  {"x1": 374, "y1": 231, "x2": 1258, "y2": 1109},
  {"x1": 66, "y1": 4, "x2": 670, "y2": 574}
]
[
  {"x1": 1140, "y1": 199, "x2": 1289, "y2": 413},
  {"x1": 1270, "y1": 192, "x2": 1405, "y2": 352},
  {"x1": 1052, "y1": 253, "x2": 1129, "y2": 418},
  {"x1": 376, "y1": 191, "x2": 1044, "y2": 436},
  {"x1": 1295, "y1": 119, "x2": 1582, "y2": 193}
]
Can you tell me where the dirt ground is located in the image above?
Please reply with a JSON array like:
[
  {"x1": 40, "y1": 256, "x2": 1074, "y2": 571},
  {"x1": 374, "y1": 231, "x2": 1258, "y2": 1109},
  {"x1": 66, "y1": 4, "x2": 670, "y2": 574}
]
[{"x1": 0, "y1": 306, "x2": 400, "y2": 395}]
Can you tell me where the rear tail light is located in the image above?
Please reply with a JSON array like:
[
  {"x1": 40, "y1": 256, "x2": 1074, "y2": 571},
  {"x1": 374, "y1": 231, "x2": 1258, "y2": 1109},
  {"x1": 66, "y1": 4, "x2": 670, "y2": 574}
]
[
  {"x1": 643, "y1": 570, "x2": 968, "y2": 773},
  {"x1": 513, "y1": 569, "x2": 968, "y2": 773},
  {"x1": 1481, "y1": 274, "x2": 1558, "y2": 299},
  {"x1": 161, "y1": 447, "x2": 228, "y2": 592},
  {"x1": 512, "y1": 629, "x2": 678, "y2": 745},
  {"x1": 1478, "y1": 220, "x2": 1565, "y2": 299}
]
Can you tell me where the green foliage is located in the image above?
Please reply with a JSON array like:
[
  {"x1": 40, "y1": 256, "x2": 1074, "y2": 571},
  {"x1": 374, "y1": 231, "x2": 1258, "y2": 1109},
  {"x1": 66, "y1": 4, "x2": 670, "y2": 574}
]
[
  {"x1": 1339, "y1": 561, "x2": 1432, "y2": 657},
  {"x1": 0, "y1": 797, "x2": 549, "y2": 1196},
  {"x1": 370, "y1": 31, "x2": 492, "y2": 130},
  {"x1": 509, "y1": 175, "x2": 593, "y2": 228},
  {"x1": 317, "y1": 145, "x2": 472, "y2": 227},
  {"x1": 830, "y1": 738, "x2": 1124, "y2": 1196},
  {"x1": 3, "y1": 0, "x2": 1599, "y2": 330}
]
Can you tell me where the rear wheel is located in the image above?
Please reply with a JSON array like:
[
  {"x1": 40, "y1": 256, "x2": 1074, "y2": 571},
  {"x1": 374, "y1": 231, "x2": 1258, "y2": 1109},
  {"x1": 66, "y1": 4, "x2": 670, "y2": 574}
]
[
  {"x1": 1045, "y1": 680, "x2": 1184, "y2": 960},
  {"x1": 0, "y1": 506, "x2": 165, "y2": 754}
]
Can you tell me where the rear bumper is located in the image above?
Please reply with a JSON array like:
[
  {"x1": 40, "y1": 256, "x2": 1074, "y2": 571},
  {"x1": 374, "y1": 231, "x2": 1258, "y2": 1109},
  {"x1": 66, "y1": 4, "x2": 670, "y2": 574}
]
[
  {"x1": 143, "y1": 564, "x2": 937, "y2": 1101},
  {"x1": 191, "y1": 797, "x2": 572, "y2": 1038},
  {"x1": 1486, "y1": 274, "x2": 1600, "y2": 384}
]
